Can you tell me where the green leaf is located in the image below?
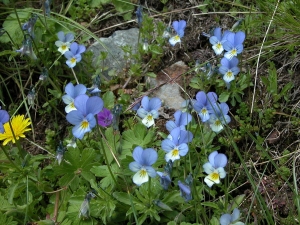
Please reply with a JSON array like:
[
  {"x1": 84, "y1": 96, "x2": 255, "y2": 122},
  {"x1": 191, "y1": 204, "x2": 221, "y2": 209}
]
[
  {"x1": 218, "y1": 92, "x2": 230, "y2": 102},
  {"x1": 201, "y1": 201, "x2": 219, "y2": 209},
  {"x1": 146, "y1": 72, "x2": 157, "y2": 78},
  {"x1": 228, "y1": 194, "x2": 245, "y2": 211},
  {"x1": 90, "y1": 0, "x2": 110, "y2": 7},
  {"x1": 0, "y1": 211, "x2": 18, "y2": 225},
  {"x1": 1, "y1": 10, "x2": 31, "y2": 43},
  {"x1": 102, "y1": 91, "x2": 115, "y2": 109},
  {"x1": 113, "y1": 192, "x2": 145, "y2": 210},
  {"x1": 122, "y1": 124, "x2": 155, "y2": 150}
]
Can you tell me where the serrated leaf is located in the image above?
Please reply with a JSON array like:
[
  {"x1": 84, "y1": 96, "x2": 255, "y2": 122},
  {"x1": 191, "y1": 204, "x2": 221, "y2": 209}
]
[
  {"x1": 102, "y1": 91, "x2": 115, "y2": 109},
  {"x1": 122, "y1": 124, "x2": 155, "y2": 150}
]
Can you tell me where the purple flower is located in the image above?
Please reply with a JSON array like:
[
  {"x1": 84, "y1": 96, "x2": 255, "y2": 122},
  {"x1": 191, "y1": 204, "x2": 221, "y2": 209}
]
[
  {"x1": 55, "y1": 31, "x2": 74, "y2": 54},
  {"x1": 62, "y1": 83, "x2": 87, "y2": 113},
  {"x1": 203, "y1": 151, "x2": 227, "y2": 187},
  {"x1": 64, "y1": 42, "x2": 86, "y2": 68},
  {"x1": 66, "y1": 94, "x2": 103, "y2": 139},
  {"x1": 178, "y1": 180, "x2": 192, "y2": 202},
  {"x1": 169, "y1": 20, "x2": 187, "y2": 46},
  {"x1": 219, "y1": 57, "x2": 240, "y2": 83},
  {"x1": 208, "y1": 103, "x2": 231, "y2": 133},
  {"x1": 137, "y1": 96, "x2": 161, "y2": 128},
  {"x1": 161, "y1": 127, "x2": 193, "y2": 162},
  {"x1": 129, "y1": 146, "x2": 158, "y2": 186},
  {"x1": 193, "y1": 91, "x2": 218, "y2": 122},
  {"x1": 97, "y1": 108, "x2": 113, "y2": 127},
  {"x1": 166, "y1": 110, "x2": 192, "y2": 132},
  {"x1": 223, "y1": 31, "x2": 245, "y2": 60},
  {"x1": 220, "y1": 208, "x2": 245, "y2": 225},
  {"x1": 0, "y1": 108, "x2": 9, "y2": 133},
  {"x1": 209, "y1": 27, "x2": 230, "y2": 55}
]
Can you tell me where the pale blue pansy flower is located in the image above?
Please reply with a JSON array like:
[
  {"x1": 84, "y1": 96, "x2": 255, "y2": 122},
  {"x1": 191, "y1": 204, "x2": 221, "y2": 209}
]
[
  {"x1": 220, "y1": 208, "x2": 245, "y2": 225},
  {"x1": 137, "y1": 96, "x2": 161, "y2": 128},
  {"x1": 169, "y1": 20, "x2": 187, "y2": 46},
  {"x1": 223, "y1": 31, "x2": 245, "y2": 60},
  {"x1": 55, "y1": 31, "x2": 74, "y2": 54},
  {"x1": 203, "y1": 151, "x2": 227, "y2": 187},
  {"x1": 0, "y1": 107, "x2": 9, "y2": 133},
  {"x1": 166, "y1": 110, "x2": 192, "y2": 132},
  {"x1": 129, "y1": 146, "x2": 158, "y2": 186},
  {"x1": 64, "y1": 42, "x2": 86, "y2": 68},
  {"x1": 219, "y1": 57, "x2": 240, "y2": 83},
  {"x1": 161, "y1": 127, "x2": 193, "y2": 162},
  {"x1": 208, "y1": 102, "x2": 231, "y2": 133},
  {"x1": 62, "y1": 83, "x2": 87, "y2": 113},
  {"x1": 209, "y1": 27, "x2": 230, "y2": 55},
  {"x1": 193, "y1": 91, "x2": 218, "y2": 122},
  {"x1": 66, "y1": 94, "x2": 103, "y2": 139}
]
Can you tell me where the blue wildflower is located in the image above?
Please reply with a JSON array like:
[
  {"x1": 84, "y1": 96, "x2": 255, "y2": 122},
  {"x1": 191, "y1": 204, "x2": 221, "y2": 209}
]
[
  {"x1": 208, "y1": 103, "x2": 231, "y2": 133},
  {"x1": 220, "y1": 208, "x2": 245, "y2": 225},
  {"x1": 55, "y1": 31, "x2": 74, "y2": 54},
  {"x1": 178, "y1": 180, "x2": 192, "y2": 202},
  {"x1": 66, "y1": 94, "x2": 103, "y2": 139},
  {"x1": 62, "y1": 83, "x2": 87, "y2": 113},
  {"x1": 79, "y1": 191, "x2": 96, "y2": 218},
  {"x1": 157, "y1": 160, "x2": 173, "y2": 190},
  {"x1": 161, "y1": 127, "x2": 193, "y2": 162},
  {"x1": 16, "y1": 37, "x2": 37, "y2": 60},
  {"x1": 0, "y1": 107, "x2": 9, "y2": 133},
  {"x1": 136, "y1": 5, "x2": 143, "y2": 27},
  {"x1": 223, "y1": 31, "x2": 245, "y2": 60},
  {"x1": 129, "y1": 146, "x2": 158, "y2": 186},
  {"x1": 209, "y1": 27, "x2": 230, "y2": 55},
  {"x1": 22, "y1": 14, "x2": 37, "y2": 38},
  {"x1": 166, "y1": 110, "x2": 192, "y2": 132},
  {"x1": 44, "y1": 0, "x2": 52, "y2": 16},
  {"x1": 203, "y1": 151, "x2": 227, "y2": 187},
  {"x1": 137, "y1": 96, "x2": 161, "y2": 128},
  {"x1": 219, "y1": 57, "x2": 240, "y2": 83},
  {"x1": 56, "y1": 141, "x2": 66, "y2": 165},
  {"x1": 193, "y1": 91, "x2": 218, "y2": 122},
  {"x1": 64, "y1": 42, "x2": 86, "y2": 68},
  {"x1": 169, "y1": 20, "x2": 187, "y2": 46}
]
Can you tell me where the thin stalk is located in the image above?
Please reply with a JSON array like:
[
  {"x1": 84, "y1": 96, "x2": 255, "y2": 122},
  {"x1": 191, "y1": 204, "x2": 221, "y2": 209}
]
[
  {"x1": 148, "y1": 177, "x2": 151, "y2": 206},
  {"x1": 71, "y1": 68, "x2": 79, "y2": 84},
  {"x1": 0, "y1": 145, "x2": 21, "y2": 172}
]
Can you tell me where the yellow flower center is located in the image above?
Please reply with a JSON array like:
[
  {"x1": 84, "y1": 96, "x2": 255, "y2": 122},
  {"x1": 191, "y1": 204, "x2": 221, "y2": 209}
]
[
  {"x1": 81, "y1": 120, "x2": 89, "y2": 129},
  {"x1": 171, "y1": 149, "x2": 179, "y2": 157},
  {"x1": 231, "y1": 48, "x2": 237, "y2": 55},
  {"x1": 0, "y1": 115, "x2": 31, "y2": 145},
  {"x1": 211, "y1": 172, "x2": 219, "y2": 180},
  {"x1": 227, "y1": 71, "x2": 233, "y2": 77},
  {"x1": 216, "y1": 42, "x2": 222, "y2": 49},
  {"x1": 139, "y1": 169, "x2": 147, "y2": 178},
  {"x1": 146, "y1": 115, "x2": 153, "y2": 121},
  {"x1": 174, "y1": 35, "x2": 180, "y2": 41},
  {"x1": 201, "y1": 108, "x2": 207, "y2": 114},
  {"x1": 70, "y1": 58, "x2": 76, "y2": 64},
  {"x1": 214, "y1": 119, "x2": 221, "y2": 126},
  {"x1": 61, "y1": 45, "x2": 67, "y2": 50}
]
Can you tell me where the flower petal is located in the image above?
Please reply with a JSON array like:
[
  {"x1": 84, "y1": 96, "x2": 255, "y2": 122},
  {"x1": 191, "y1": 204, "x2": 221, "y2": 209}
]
[
  {"x1": 149, "y1": 97, "x2": 161, "y2": 111},
  {"x1": 129, "y1": 161, "x2": 142, "y2": 172},
  {"x1": 74, "y1": 94, "x2": 89, "y2": 115},
  {"x1": 142, "y1": 148, "x2": 158, "y2": 166},
  {"x1": 203, "y1": 162, "x2": 214, "y2": 175},
  {"x1": 161, "y1": 139, "x2": 176, "y2": 152},
  {"x1": 220, "y1": 214, "x2": 232, "y2": 225},
  {"x1": 178, "y1": 143, "x2": 189, "y2": 156},
  {"x1": 57, "y1": 31, "x2": 65, "y2": 41},
  {"x1": 137, "y1": 108, "x2": 148, "y2": 119},
  {"x1": 214, "y1": 153, "x2": 228, "y2": 168},
  {"x1": 217, "y1": 167, "x2": 227, "y2": 179},
  {"x1": 86, "y1": 96, "x2": 103, "y2": 115},
  {"x1": 141, "y1": 96, "x2": 150, "y2": 111},
  {"x1": 144, "y1": 166, "x2": 156, "y2": 177},
  {"x1": 133, "y1": 169, "x2": 149, "y2": 186},
  {"x1": 232, "y1": 208, "x2": 241, "y2": 221},
  {"x1": 132, "y1": 146, "x2": 144, "y2": 165},
  {"x1": 208, "y1": 151, "x2": 218, "y2": 167},
  {"x1": 169, "y1": 35, "x2": 181, "y2": 46},
  {"x1": 66, "y1": 110, "x2": 84, "y2": 125}
]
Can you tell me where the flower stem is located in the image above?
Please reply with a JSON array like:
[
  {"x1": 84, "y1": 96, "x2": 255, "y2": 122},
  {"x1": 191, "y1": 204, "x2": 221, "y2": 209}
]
[
  {"x1": 71, "y1": 68, "x2": 79, "y2": 84},
  {"x1": 0, "y1": 145, "x2": 21, "y2": 172}
]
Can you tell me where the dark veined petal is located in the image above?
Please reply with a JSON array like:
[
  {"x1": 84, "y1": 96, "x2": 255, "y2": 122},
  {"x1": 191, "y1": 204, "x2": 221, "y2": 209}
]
[
  {"x1": 142, "y1": 148, "x2": 158, "y2": 166},
  {"x1": 209, "y1": 36, "x2": 220, "y2": 45},
  {"x1": 86, "y1": 96, "x2": 103, "y2": 115},
  {"x1": 177, "y1": 111, "x2": 192, "y2": 126},
  {"x1": 236, "y1": 44, "x2": 244, "y2": 54},
  {"x1": 214, "y1": 153, "x2": 228, "y2": 168},
  {"x1": 223, "y1": 40, "x2": 234, "y2": 51},
  {"x1": 231, "y1": 67, "x2": 240, "y2": 76},
  {"x1": 219, "y1": 66, "x2": 229, "y2": 75},
  {"x1": 137, "y1": 108, "x2": 148, "y2": 119},
  {"x1": 85, "y1": 113, "x2": 96, "y2": 129},
  {"x1": 166, "y1": 121, "x2": 177, "y2": 132},
  {"x1": 77, "y1": 44, "x2": 86, "y2": 54}
]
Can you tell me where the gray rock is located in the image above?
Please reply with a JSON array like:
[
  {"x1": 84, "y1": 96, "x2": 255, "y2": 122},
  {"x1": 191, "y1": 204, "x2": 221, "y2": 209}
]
[{"x1": 88, "y1": 28, "x2": 139, "y2": 75}]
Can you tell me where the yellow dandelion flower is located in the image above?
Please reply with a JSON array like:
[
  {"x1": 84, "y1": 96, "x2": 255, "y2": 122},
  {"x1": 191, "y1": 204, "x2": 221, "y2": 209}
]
[{"x1": 0, "y1": 115, "x2": 31, "y2": 145}]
